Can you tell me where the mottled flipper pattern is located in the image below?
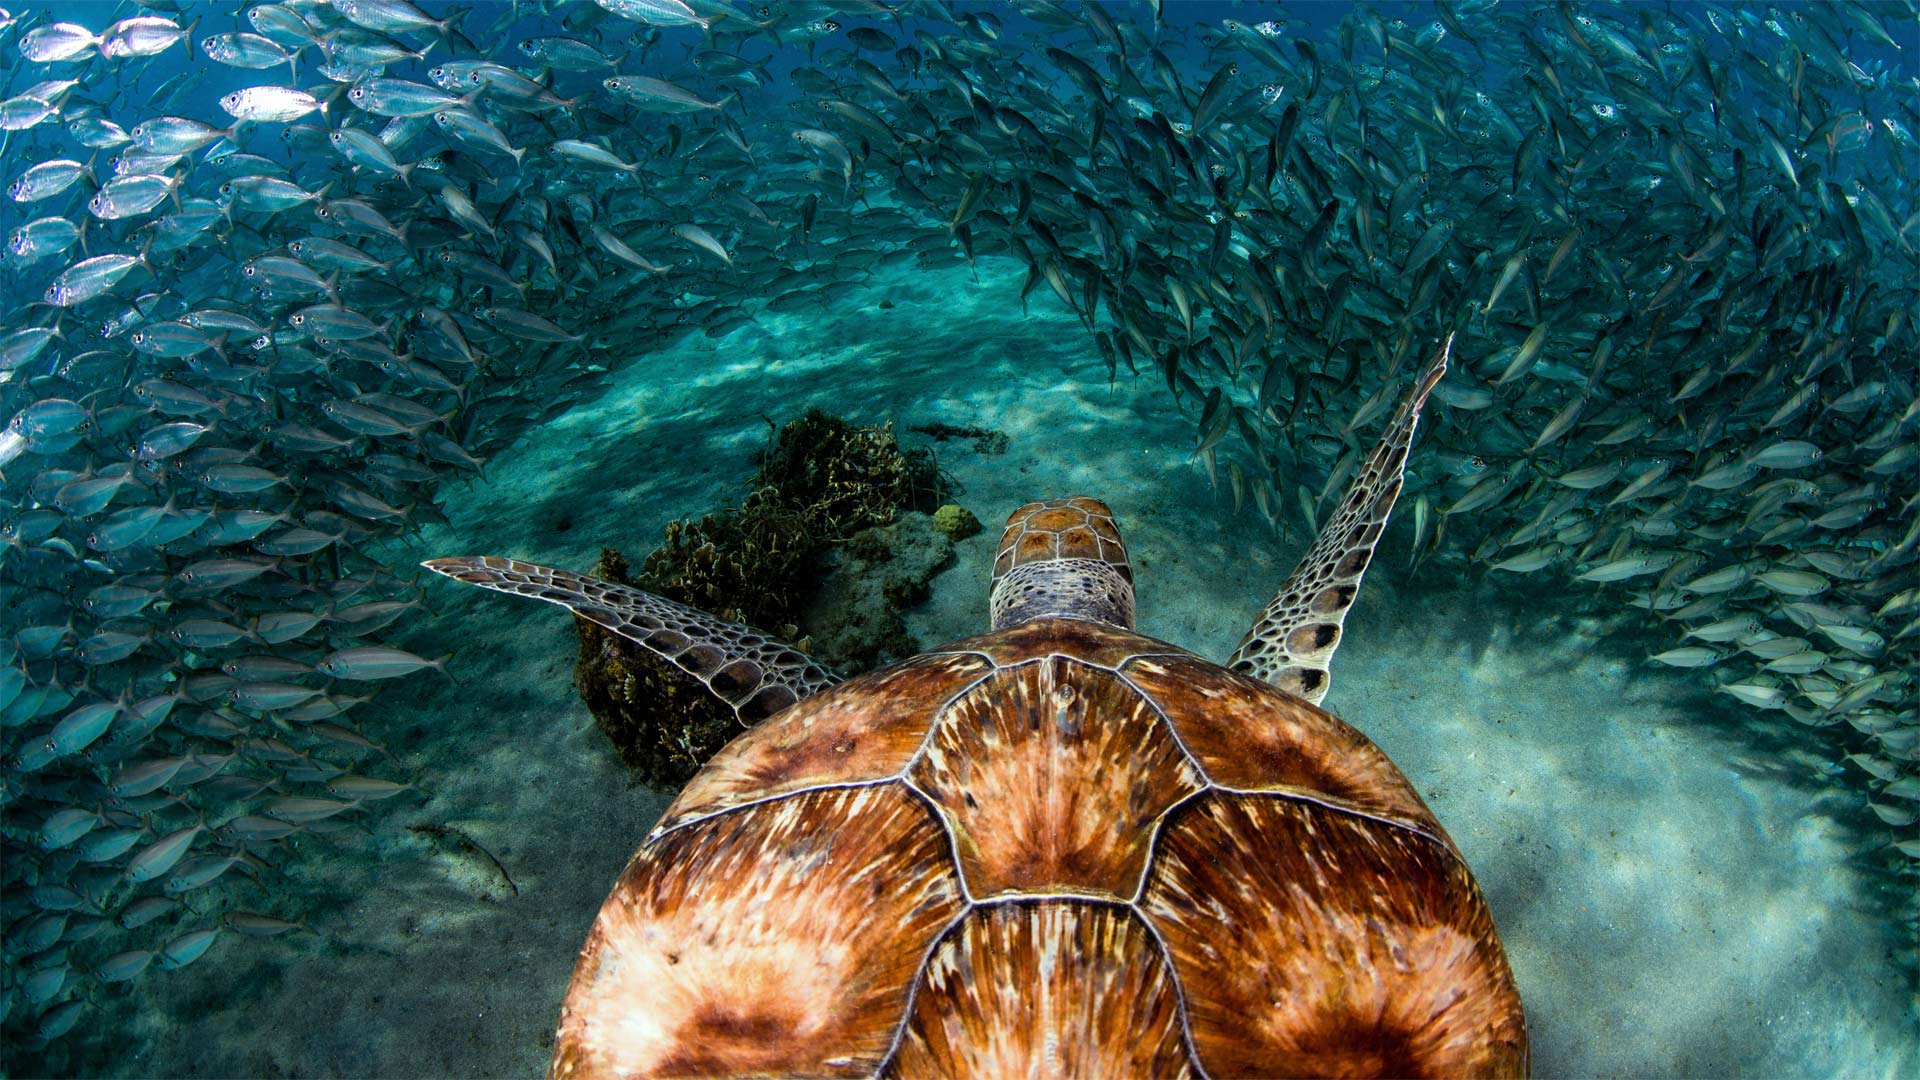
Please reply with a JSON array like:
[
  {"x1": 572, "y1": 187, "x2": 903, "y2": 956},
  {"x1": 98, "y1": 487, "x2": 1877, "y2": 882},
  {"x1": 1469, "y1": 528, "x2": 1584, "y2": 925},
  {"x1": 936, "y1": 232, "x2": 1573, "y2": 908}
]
[
  {"x1": 1227, "y1": 335, "x2": 1452, "y2": 705},
  {"x1": 423, "y1": 556, "x2": 839, "y2": 721}
]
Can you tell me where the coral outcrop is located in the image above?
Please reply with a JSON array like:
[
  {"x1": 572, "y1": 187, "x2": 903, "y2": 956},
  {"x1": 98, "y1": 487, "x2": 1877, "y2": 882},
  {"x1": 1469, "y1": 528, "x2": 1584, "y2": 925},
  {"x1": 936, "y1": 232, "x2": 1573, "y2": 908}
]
[
  {"x1": 933, "y1": 503, "x2": 982, "y2": 540},
  {"x1": 574, "y1": 411, "x2": 966, "y2": 784}
]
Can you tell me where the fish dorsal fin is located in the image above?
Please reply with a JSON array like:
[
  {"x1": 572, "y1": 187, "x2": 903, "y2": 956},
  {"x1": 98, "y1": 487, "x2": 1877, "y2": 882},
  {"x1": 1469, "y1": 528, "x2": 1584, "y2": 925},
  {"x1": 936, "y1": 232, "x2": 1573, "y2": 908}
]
[
  {"x1": 423, "y1": 556, "x2": 839, "y2": 722},
  {"x1": 1227, "y1": 336, "x2": 1451, "y2": 706}
]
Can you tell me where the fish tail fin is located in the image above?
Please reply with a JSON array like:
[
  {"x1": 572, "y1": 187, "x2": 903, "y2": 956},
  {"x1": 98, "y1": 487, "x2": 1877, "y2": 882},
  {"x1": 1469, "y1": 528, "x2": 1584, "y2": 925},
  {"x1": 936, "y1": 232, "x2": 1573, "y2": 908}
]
[
  {"x1": 442, "y1": 7, "x2": 477, "y2": 52},
  {"x1": 183, "y1": 17, "x2": 200, "y2": 63}
]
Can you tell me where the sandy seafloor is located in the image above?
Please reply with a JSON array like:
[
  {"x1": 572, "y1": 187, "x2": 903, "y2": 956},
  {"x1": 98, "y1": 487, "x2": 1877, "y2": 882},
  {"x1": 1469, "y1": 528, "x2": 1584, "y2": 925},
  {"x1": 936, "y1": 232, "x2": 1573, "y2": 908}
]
[{"x1": 54, "y1": 259, "x2": 1915, "y2": 1078}]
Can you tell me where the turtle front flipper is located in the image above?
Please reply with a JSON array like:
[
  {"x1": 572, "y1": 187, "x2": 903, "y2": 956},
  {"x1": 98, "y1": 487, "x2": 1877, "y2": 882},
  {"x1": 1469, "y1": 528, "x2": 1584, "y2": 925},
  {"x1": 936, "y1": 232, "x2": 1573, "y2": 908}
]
[
  {"x1": 1227, "y1": 335, "x2": 1452, "y2": 706},
  {"x1": 423, "y1": 555, "x2": 840, "y2": 721}
]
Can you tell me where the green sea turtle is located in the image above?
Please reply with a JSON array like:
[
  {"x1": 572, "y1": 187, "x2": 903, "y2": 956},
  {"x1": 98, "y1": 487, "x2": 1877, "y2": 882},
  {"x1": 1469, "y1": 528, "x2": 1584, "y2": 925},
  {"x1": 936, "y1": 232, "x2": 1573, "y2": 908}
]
[{"x1": 426, "y1": 336, "x2": 1527, "y2": 1078}]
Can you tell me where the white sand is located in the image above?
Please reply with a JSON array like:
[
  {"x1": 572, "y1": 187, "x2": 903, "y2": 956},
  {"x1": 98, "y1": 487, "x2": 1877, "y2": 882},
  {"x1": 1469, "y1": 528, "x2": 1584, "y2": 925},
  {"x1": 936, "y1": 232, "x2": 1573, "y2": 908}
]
[{"x1": 78, "y1": 259, "x2": 1913, "y2": 1078}]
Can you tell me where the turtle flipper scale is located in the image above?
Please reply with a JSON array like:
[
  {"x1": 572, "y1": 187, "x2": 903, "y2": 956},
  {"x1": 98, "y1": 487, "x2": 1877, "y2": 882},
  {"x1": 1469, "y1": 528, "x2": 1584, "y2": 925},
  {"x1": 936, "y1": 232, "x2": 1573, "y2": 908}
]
[
  {"x1": 423, "y1": 555, "x2": 839, "y2": 721},
  {"x1": 1227, "y1": 335, "x2": 1452, "y2": 706}
]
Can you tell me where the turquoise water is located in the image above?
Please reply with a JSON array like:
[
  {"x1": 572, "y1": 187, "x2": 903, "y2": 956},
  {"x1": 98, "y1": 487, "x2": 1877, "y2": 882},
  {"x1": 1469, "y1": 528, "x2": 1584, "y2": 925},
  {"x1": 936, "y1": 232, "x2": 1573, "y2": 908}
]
[{"x1": 1, "y1": 2, "x2": 1915, "y2": 1075}]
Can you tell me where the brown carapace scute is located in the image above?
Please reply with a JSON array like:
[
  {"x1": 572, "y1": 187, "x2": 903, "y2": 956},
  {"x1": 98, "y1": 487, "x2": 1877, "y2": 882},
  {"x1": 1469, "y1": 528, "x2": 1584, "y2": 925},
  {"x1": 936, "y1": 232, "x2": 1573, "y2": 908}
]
[{"x1": 547, "y1": 616, "x2": 1527, "y2": 1079}]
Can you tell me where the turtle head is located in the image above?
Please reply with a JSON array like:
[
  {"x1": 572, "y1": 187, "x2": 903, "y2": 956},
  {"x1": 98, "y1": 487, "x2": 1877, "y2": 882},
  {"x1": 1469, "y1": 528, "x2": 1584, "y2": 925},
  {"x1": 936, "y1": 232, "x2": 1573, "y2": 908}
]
[{"x1": 988, "y1": 497, "x2": 1136, "y2": 630}]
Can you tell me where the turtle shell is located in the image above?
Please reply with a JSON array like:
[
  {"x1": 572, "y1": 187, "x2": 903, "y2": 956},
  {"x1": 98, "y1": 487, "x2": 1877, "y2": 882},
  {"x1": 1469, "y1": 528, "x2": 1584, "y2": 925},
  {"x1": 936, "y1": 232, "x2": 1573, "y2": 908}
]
[{"x1": 549, "y1": 617, "x2": 1528, "y2": 1079}]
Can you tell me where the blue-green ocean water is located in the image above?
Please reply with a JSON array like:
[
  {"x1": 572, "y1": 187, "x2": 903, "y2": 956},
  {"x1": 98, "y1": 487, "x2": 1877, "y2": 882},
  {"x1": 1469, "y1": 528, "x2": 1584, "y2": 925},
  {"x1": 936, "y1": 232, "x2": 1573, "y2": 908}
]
[{"x1": 0, "y1": 2, "x2": 1915, "y2": 1076}]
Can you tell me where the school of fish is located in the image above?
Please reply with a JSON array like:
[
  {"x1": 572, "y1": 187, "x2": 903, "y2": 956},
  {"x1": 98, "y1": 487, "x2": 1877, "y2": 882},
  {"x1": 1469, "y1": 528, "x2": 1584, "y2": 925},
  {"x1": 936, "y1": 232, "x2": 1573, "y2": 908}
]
[{"x1": 0, "y1": 0, "x2": 1915, "y2": 1062}]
